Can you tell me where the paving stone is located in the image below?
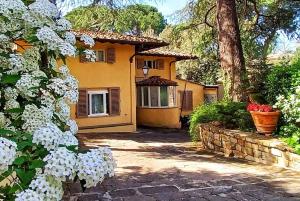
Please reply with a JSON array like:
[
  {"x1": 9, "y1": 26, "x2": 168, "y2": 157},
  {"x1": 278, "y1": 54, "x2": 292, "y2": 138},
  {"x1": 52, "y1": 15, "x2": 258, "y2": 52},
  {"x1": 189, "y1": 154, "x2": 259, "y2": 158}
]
[
  {"x1": 208, "y1": 179, "x2": 241, "y2": 187},
  {"x1": 236, "y1": 177, "x2": 265, "y2": 184},
  {"x1": 179, "y1": 182, "x2": 211, "y2": 189},
  {"x1": 123, "y1": 195, "x2": 156, "y2": 201},
  {"x1": 138, "y1": 185, "x2": 179, "y2": 195},
  {"x1": 110, "y1": 189, "x2": 136, "y2": 198},
  {"x1": 66, "y1": 128, "x2": 300, "y2": 201}
]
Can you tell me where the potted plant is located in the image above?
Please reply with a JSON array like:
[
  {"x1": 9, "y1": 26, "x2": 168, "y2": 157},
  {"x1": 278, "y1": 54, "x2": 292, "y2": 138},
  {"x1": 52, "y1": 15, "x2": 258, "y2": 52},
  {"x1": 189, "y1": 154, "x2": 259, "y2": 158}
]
[{"x1": 247, "y1": 103, "x2": 280, "y2": 136}]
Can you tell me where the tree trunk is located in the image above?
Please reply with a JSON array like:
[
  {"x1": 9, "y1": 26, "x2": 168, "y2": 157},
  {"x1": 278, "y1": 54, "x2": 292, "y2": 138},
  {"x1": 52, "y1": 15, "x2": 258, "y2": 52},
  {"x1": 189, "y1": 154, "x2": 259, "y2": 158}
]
[{"x1": 216, "y1": 0, "x2": 248, "y2": 102}]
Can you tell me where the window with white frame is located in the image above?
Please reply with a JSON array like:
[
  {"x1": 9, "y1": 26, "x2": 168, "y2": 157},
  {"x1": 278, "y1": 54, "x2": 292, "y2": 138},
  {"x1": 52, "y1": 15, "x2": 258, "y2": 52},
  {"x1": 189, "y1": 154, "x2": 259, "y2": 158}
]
[
  {"x1": 95, "y1": 50, "x2": 105, "y2": 62},
  {"x1": 137, "y1": 86, "x2": 176, "y2": 108},
  {"x1": 88, "y1": 90, "x2": 109, "y2": 116},
  {"x1": 144, "y1": 60, "x2": 158, "y2": 69}
]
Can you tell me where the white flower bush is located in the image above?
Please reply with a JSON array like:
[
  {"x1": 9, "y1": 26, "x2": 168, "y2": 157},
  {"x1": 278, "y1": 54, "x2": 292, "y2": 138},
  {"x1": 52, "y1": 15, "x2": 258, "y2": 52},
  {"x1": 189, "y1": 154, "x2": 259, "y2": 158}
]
[
  {"x1": 0, "y1": 1, "x2": 116, "y2": 200},
  {"x1": 0, "y1": 137, "x2": 17, "y2": 173}
]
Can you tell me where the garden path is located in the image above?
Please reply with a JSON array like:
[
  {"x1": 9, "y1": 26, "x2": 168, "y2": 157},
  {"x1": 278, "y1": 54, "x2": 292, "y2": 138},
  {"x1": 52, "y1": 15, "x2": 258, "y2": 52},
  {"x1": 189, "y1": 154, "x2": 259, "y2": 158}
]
[{"x1": 65, "y1": 128, "x2": 300, "y2": 201}]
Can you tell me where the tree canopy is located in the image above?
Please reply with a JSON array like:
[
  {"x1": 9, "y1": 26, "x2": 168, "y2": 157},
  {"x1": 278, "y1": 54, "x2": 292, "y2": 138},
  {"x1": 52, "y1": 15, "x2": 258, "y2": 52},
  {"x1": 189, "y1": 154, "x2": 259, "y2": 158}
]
[
  {"x1": 160, "y1": 0, "x2": 300, "y2": 86},
  {"x1": 66, "y1": 4, "x2": 167, "y2": 36}
]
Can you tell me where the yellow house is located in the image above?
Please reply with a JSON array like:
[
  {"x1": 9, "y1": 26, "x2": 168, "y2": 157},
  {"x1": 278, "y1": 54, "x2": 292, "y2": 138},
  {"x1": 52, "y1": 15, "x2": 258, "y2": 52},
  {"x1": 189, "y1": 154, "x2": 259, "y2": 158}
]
[{"x1": 68, "y1": 31, "x2": 209, "y2": 133}]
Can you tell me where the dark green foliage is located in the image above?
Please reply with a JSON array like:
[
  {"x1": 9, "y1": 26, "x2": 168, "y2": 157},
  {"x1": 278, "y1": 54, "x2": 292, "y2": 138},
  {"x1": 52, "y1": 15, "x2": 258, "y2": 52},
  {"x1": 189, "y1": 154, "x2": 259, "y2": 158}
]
[
  {"x1": 66, "y1": 4, "x2": 167, "y2": 36},
  {"x1": 264, "y1": 64, "x2": 300, "y2": 105},
  {"x1": 279, "y1": 123, "x2": 300, "y2": 155},
  {"x1": 189, "y1": 102, "x2": 254, "y2": 141}
]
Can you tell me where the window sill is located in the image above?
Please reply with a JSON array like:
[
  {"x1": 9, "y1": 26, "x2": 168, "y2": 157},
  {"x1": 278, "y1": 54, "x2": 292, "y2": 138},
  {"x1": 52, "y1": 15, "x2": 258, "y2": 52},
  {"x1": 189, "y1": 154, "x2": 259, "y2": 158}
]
[{"x1": 88, "y1": 114, "x2": 109, "y2": 118}]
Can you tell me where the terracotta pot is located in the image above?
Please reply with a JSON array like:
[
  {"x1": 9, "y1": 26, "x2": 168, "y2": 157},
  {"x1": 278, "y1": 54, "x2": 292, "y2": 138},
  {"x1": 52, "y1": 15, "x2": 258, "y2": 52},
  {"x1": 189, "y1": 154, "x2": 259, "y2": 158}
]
[{"x1": 250, "y1": 111, "x2": 280, "y2": 136}]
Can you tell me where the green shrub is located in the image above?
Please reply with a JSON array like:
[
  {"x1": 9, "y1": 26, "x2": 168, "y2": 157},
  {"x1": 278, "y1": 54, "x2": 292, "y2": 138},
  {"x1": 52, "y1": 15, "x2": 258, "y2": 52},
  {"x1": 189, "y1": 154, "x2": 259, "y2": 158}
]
[
  {"x1": 189, "y1": 102, "x2": 254, "y2": 141},
  {"x1": 279, "y1": 123, "x2": 300, "y2": 155},
  {"x1": 264, "y1": 64, "x2": 299, "y2": 105}
]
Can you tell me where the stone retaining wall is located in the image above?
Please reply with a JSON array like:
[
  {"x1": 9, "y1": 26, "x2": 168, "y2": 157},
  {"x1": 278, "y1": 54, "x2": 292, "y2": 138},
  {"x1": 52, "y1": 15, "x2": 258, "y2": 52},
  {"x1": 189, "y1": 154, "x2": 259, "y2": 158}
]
[{"x1": 198, "y1": 123, "x2": 300, "y2": 170}]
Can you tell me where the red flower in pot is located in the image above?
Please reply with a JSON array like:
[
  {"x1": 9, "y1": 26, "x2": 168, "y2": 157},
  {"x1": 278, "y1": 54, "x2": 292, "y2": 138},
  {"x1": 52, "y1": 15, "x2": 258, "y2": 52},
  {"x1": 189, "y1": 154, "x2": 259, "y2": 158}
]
[{"x1": 247, "y1": 103, "x2": 280, "y2": 136}]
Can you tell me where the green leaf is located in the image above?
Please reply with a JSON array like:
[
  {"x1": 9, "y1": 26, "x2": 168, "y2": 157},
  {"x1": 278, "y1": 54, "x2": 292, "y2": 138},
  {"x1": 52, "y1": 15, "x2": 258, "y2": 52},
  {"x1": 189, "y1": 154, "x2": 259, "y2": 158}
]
[
  {"x1": 13, "y1": 156, "x2": 27, "y2": 165},
  {"x1": 16, "y1": 169, "x2": 35, "y2": 185},
  {"x1": 29, "y1": 160, "x2": 45, "y2": 169},
  {"x1": 66, "y1": 145, "x2": 78, "y2": 152},
  {"x1": 0, "y1": 129, "x2": 16, "y2": 135},
  {"x1": 17, "y1": 141, "x2": 33, "y2": 151},
  {"x1": 2, "y1": 74, "x2": 20, "y2": 84},
  {"x1": 5, "y1": 108, "x2": 23, "y2": 114}
]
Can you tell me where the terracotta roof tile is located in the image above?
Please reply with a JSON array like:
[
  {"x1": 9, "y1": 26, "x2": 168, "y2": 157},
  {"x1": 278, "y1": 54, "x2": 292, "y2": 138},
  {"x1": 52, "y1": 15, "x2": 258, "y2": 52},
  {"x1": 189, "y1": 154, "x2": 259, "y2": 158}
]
[
  {"x1": 138, "y1": 48, "x2": 198, "y2": 61},
  {"x1": 136, "y1": 76, "x2": 178, "y2": 86},
  {"x1": 73, "y1": 30, "x2": 169, "y2": 49}
]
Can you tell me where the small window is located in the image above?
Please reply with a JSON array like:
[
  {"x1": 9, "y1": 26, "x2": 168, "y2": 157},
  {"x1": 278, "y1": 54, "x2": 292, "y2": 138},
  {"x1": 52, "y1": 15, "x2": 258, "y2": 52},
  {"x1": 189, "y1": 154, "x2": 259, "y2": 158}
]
[
  {"x1": 96, "y1": 50, "x2": 105, "y2": 62},
  {"x1": 137, "y1": 86, "x2": 176, "y2": 108},
  {"x1": 144, "y1": 60, "x2": 158, "y2": 69},
  {"x1": 88, "y1": 90, "x2": 108, "y2": 116}
]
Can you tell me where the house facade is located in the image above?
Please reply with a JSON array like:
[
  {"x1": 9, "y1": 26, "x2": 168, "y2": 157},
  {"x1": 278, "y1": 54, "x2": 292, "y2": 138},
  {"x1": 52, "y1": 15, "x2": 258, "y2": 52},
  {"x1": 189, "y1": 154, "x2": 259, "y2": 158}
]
[{"x1": 67, "y1": 31, "x2": 218, "y2": 133}]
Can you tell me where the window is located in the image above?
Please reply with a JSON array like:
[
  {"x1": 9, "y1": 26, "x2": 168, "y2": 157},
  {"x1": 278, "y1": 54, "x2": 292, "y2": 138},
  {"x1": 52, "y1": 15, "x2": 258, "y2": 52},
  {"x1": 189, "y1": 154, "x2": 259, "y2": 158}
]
[
  {"x1": 95, "y1": 50, "x2": 105, "y2": 62},
  {"x1": 77, "y1": 88, "x2": 120, "y2": 118},
  {"x1": 144, "y1": 60, "x2": 158, "y2": 69},
  {"x1": 88, "y1": 90, "x2": 108, "y2": 116},
  {"x1": 137, "y1": 86, "x2": 176, "y2": 108}
]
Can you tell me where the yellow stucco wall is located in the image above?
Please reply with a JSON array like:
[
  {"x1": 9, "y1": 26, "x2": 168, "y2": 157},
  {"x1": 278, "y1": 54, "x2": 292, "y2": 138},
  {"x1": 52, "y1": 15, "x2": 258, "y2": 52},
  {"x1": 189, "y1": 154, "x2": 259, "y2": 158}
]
[
  {"x1": 67, "y1": 42, "x2": 137, "y2": 133},
  {"x1": 176, "y1": 79, "x2": 204, "y2": 116},
  {"x1": 135, "y1": 55, "x2": 204, "y2": 128},
  {"x1": 137, "y1": 108, "x2": 181, "y2": 128}
]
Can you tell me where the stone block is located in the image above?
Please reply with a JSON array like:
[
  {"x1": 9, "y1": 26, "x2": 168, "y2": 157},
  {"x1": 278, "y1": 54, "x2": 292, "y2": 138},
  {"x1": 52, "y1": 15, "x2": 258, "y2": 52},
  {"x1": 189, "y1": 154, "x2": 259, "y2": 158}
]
[
  {"x1": 245, "y1": 142, "x2": 252, "y2": 148},
  {"x1": 270, "y1": 148, "x2": 282, "y2": 157},
  {"x1": 236, "y1": 144, "x2": 242, "y2": 152},
  {"x1": 233, "y1": 150, "x2": 245, "y2": 158},
  {"x1": 252, "y1": 144, "x2": 259, "y2": 150},
  {"x1": 230, "y1": 138, "x2": 238, "y2": 143},
  {"x1": 245, "y1": 148, "x2": 254, "y2": 156},
  {"x1": 237, "y1": 139, "x2": 245, "y2": 146},
  {"x1": 214, "y1": 140, "x2": 222, "y2": 147},
  {"x1": 276, "y1": 156, "x2": 289, "y2": 167},
  {"x1": 245, "y1": 155, "x2": 255, "y2": 161},
  {"x1": 253, "y1": 150, "x2": 262, "y2": 158},
  {"x1": 258, "y1": 145, "x2": 269, "y2": 152}
]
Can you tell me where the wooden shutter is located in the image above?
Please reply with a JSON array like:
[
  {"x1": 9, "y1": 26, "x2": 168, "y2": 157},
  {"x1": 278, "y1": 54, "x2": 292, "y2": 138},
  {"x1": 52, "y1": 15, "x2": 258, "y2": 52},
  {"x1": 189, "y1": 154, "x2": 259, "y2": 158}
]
[
  {"x1": 181, "y1": 90, "x2": 193, "y2": 111},
  {"x1": 106, "y1": 48, "x2": 116, "y2": 64},
  {"x1": 136, "y1": 58, "x2": 144, "y2": 69},
  {"x1": 157, "y1": 59, "x2": 164, "y2": 70},
  {"x1": 77, "y1": 89, "x2": 88, "y2": 117},
  {"x1": 109, "y1": 88, "x2": 120, "y2": 115},
  {"x1": 79, "y1": 53, "x2": 89, "y2": 63}
]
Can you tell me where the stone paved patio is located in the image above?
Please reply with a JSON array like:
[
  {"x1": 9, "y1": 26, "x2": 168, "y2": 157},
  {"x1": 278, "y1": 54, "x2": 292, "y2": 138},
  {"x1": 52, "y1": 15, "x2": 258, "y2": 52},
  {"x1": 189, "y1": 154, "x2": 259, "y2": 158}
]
[{"x1": 64, "y1": 128, "x2": 300, "y2": 201}]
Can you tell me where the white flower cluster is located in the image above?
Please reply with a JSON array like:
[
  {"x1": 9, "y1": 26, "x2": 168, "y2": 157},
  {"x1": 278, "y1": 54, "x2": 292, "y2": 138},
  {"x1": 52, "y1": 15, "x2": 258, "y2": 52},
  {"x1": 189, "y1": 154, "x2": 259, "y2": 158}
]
[
  {"x1": 33, "y1": 123, "x2": 62, "y2": 151},
  {"x1": 8, "y1": 54, "x2": 24, "y2": 74},
  {"x1": 84, "y1": 50, "x2": 97, "y2": 62},
  {"x1": 16, "y1": 71, "x2": 47, "y2": 98},
  {"x1": 66, "y1": 119, "x2": 78, "y2": 134},
  {"x1": 22, "y1": 104, "x2": 53, "y2": 132},
  {"x1": 0, "y1": 137, "x2": 17, "y2": 173},
  {"x1": 55, "y1": 18, "x2": 72, "y2": 31},
  {"x1": 43, "y1": 147, "x2": 77, "y2": 181},
  {"x1": 55, "y1": 98, "x2": 71, "y2": 122},
  {"x1": 60, "y1": 131, "x2": 78, "y2": 147},
  {"x1": 64, "y1": 32, "x2": 76, "y2": 45},
  {"x1": 29, "y1": 174, "x2": 63, "y2": 201},
  {"x1": 36, "y1": 26, "x2": 76, "y2": 56},
  {"x1": 15, "y1": 189, "x2": 43, "y2": 201},
  {"x1": 80, "y1": 34, "x2": 95, "y2": 47},
  {"x1": 29, "y1": 0, "x2": 59, "y2": 18},
  {"x1": 276, "y1": 86, "x2": 300, "y2": 123},
  {"x1": 0, "y1": 0, "x2": 26, "y2": 18},
  {"x1": 76, "y1": 148, "x2": 116, "y2": 188},
  {"x1": 0, "y1": 0, "x2": 116, "y2": 199}
]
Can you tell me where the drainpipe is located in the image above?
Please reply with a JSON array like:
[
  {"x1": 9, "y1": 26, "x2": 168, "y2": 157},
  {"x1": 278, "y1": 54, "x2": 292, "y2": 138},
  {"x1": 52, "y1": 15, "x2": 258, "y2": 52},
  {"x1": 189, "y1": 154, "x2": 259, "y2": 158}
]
[{"x1": 169, "y1": 60, "x2": 177, "y2": 80}]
